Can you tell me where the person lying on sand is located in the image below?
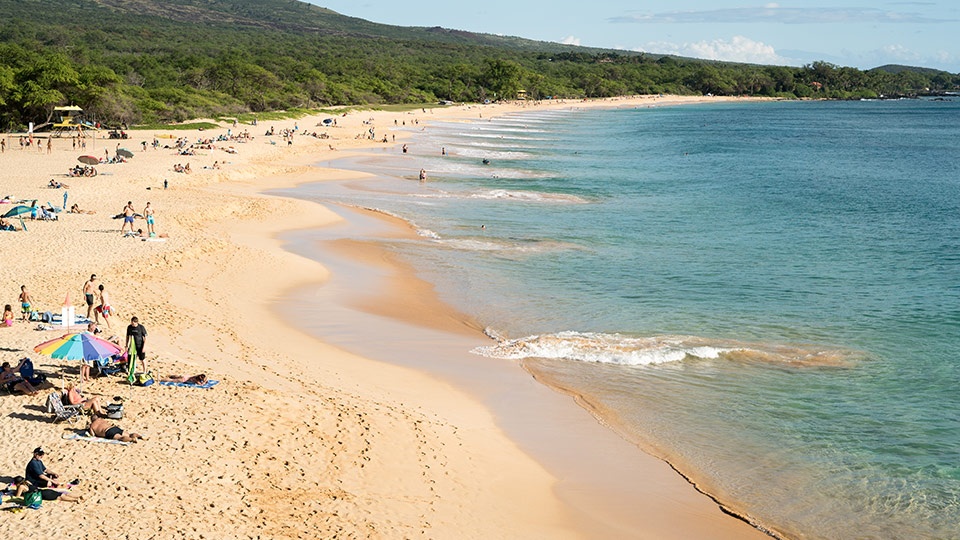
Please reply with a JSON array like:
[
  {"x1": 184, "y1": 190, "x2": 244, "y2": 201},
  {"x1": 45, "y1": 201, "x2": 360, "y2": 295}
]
[
  {"x1": 88, "y1": 417, "x2": 148, "y2": 443},
  {"x1": 0, "y1": 217, "x2": 21, "y2": 231},
  {"x1": 13, "y1": 476, "x2": 81, "y2": 503},
  {"x1": 69, "y1": 203, "x2": 95, "y2": 214},
  {"x1": 162, "y1": 374, "x2": 208, "y2": 385},
  {"x1": 126, "y1": 228, "x2": 168, "y2": 239}
]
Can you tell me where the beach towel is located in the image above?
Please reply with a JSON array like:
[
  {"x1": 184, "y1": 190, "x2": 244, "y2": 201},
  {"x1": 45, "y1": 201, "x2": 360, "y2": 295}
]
[
  {"x1": 159, "y1": 379, "x2": 219, "y2": 389},
  {"x1": 61, "y1": 432, "x2": 132, "y2": 446}
]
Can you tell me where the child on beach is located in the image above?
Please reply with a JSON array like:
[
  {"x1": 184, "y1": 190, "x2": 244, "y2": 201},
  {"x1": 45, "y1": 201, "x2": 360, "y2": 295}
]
[
  {"x1": 18, "y1": 285, "x2": 32, "y2": 321},
  {"x1": 2, "y1": 304, "x2": 13, "y2": 326}
]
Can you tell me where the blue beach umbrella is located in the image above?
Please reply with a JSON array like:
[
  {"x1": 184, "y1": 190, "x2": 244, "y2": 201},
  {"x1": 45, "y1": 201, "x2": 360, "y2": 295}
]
[{"x1": 2, "y1": 205, "x2": 34, "y2": 218}]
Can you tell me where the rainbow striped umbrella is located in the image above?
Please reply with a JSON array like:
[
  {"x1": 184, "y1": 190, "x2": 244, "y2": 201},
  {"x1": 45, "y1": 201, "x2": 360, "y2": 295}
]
[{"x1": 34, "y1": 332, "x2": 123, "y2": 361}]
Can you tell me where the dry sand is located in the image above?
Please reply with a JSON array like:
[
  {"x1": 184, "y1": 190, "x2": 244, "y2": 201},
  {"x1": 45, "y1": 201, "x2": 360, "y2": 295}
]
[{"x1": 0, "y1": 96, "x2": 772, "y2": 538}]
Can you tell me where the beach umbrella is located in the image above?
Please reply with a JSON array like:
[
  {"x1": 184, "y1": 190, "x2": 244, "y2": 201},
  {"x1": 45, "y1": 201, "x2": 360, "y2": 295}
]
[
  {"x1": 78, "y1": 155, "x2": 99, "y2": 165},
  {"x1": 34, "y1": 332, "x2": 123, "y2": 362},
  {"x1": 117, "y1": 148, "x2": 134, "y2": 159},
  {"x1": 2, "y1": 205, "x2": 34, "y2": 218}
]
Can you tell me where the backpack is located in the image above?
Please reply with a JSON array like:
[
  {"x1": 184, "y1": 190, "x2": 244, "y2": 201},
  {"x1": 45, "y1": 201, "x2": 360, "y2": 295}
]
[
  {"x1": 135, "y1": 372, "x2": 154, "y2": 387},
  {"x1": 105, "y1": 402, "x2": 124, "y2": 419},
  {"x1": 23, "y1": 489, "x2": 42, "y2": 509}
]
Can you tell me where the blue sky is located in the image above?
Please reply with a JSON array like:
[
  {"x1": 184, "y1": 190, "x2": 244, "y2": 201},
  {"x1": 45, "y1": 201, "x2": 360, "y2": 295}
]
[{"x1": 308, "y1": 1, "x2": 960, "y2": 73}]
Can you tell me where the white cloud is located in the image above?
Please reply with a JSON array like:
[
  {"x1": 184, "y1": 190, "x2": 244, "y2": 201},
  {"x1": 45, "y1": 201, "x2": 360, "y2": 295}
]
[
  {"x1": 638, "y1": 36, "x2": 790, "y2": 65},
  {"x1": 560, "y1": 35, "x2": 581, "y2": 46},
  {"x1": 611, "y1": 6, "x2": 954, "y2": 24}
]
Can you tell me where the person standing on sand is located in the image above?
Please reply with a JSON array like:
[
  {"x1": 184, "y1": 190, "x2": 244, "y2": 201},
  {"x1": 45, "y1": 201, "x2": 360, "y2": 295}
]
[
  {"x1": 95, "y1": 284, "x2": 113, "y2": 328},
  {"x1": 125, "y1": 316, "x2": 147, "y2": 366},
  {"x1": 144, "y1": 202, "x2": 155, "y2": 236},
  {"x1": 120, "y1": 201, "x2": 135, "y2": 235},
  {"x1": 82, "y1": 274, "x2": 97, "y2": 319},
  {"x1": 18, "y1": 285, "x2": 32, "y2": 321}
]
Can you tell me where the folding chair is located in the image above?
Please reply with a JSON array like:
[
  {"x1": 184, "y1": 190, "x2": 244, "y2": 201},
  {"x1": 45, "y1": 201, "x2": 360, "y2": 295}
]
[{"x1": 46, "y1": 392, "x2": 82, "y2": 423}]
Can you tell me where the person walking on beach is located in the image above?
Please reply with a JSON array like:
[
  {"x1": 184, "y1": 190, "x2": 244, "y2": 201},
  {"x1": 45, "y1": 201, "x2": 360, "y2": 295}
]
[
  {"x1": 120, "y1": 201, "x2": 135, "y2": 235},
  {"x1": 126, "y1": 316, "x2": 147, "y2": 366},
  {"x1": 83, "y1": 274, "x2": 97, "y2": 319},
  {"x1": 95, "y1": 284, "x2": 113, "y2": 328},
  {"x1": 144, "y1": 202, "x2": 155, "y2": 236},
  {"x1": 18, "y1": 285, "x2": 32, "y2": 321}
]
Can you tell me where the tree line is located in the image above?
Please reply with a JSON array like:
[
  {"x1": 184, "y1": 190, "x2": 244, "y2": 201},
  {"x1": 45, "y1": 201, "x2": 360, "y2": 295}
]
[{"x1": 0, "y1": 0, "x2": 957, "y2": 129}]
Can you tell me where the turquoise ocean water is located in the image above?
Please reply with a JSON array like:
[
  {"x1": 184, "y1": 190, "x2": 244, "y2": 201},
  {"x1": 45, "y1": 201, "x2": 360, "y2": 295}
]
[{"x1": 285, "y1": 99, "x2": 960, "y2": 539}]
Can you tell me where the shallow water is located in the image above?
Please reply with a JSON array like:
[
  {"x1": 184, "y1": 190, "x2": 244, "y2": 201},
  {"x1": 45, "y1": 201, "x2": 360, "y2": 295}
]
[{"x1": 280, "y1": 99, "x2": 960, "y2": 539}]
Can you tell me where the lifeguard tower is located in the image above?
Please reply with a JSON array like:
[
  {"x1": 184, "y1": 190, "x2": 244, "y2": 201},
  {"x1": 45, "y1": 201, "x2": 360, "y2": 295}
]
[{"x1": 51, "y1": 105, "x2": 97, "y2": 138}]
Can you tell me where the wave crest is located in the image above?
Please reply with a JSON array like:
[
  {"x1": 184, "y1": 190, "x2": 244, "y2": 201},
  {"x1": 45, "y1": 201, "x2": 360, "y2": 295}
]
[{"x1": 472, "y1": 331, "x2": 862, "y2": 367}]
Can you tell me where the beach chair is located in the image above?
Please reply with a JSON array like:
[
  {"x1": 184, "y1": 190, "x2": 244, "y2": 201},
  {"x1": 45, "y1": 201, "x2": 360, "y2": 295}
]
[
  {"x1": 92, "y1": 354, "x2": 127, "y2": 378},
  {"x1": 18, "y1": 358, "x2": 48, "y2": 387},
  {"x1": 37, "y1": 207, "x2": 58, "y2": 221},
  {"x1": 46, "y1": 392, "x2": 82, "y2": 423}
]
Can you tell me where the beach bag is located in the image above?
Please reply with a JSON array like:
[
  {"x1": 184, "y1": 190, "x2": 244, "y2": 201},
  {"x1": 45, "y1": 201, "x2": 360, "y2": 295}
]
[
  {"x1": 23, "y1": 490, "x2": 42, "y2": 509},
  {"x1": 135, "y1": 372, "x2": 154, "y2": 387},
  {"x1": 105, "y1": 402, "x2": 123, "y2": 419}
]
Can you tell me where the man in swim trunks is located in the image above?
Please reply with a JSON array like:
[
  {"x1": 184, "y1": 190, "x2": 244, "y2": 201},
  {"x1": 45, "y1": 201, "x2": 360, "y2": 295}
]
[
  {"x1": 94, "y1": 283, "x2": 113, "y2": 328},
  {"x1": 89, "y1": 417, "x2": 147, "y2": 443},
  {"x1": 18, "y1": 285, "x2": 32, "y2": 321},
  {"x1": 120, "y1": 201, "x2": 135, "y2": 235},
  {"x1": 144, "y1": 202, "x2": 155, "y2": 236},
  {"x1": 83, "y1": 274, "x2": 97, "y2": 319}
]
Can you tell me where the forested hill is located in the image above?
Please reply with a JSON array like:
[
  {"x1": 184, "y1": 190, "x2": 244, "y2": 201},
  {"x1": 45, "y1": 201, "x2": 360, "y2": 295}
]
[{"x1": 0, "y1": 0, "x2": 957, "y2": 128}]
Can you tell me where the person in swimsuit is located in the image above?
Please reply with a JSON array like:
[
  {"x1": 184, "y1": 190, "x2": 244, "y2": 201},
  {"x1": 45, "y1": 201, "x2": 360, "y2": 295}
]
[
  {"x1": 14, "y1": 476, "x2": 82, "y2": 503},
  {"x1": 18, "y1": 285, "x2": 32, "y2": 320},
  {"x1": 162, "y1": 374, "x2": 208, "y2": 385},
  {"x1": 89, "y1": 417, "x2": 148, "y2": 443},
  {"x1": 94, "y1": 284, "x2": 113, "y2": 328},
  {"x1": 144, "y1": 202, "x2": 155, "y2": 236},
  {"x1": 83, "y1": 274, "x2": 97, "y2": 319},
  {"x1": 3, "y1": 304, "x2": 13, "y2": 326},
  {"x1": 0, "y1": 360, "x2": 39, "y2": 395},
  {"x1": 119, "y1": 201, "x2": 135, "y2": 235},
  {"x1": 64, "y1": 384, "x2": 105, "y2": 416}
]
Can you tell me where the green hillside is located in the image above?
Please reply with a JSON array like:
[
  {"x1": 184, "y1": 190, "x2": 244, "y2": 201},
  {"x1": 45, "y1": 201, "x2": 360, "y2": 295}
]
[{"x1": 0, "y1": 0, "x2": 957, "y2": 128}]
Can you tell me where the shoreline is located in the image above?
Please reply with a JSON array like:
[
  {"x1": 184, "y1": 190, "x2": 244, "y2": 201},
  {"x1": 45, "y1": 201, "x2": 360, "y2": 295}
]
[
  {"x1": 274, "y1": 200, "x2": 773, "y2": 538},
  {"x1": 0, "y1": 95, "x2": 773, "y2": 538}
]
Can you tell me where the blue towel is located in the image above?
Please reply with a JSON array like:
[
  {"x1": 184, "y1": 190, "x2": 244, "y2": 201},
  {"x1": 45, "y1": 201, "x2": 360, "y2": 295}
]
[{"x1": 158, "y1": 379, "x2": 219, "y2": 389}]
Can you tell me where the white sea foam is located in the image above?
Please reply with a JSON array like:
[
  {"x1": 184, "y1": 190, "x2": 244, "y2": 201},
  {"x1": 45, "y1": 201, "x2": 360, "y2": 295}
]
[
  {"x1": 416, "y1": 228, "x2": 441, "y2": 240},
  {"x1": 455, "y1": 132, "x2": 549, "y2": 141},
  {"x1": 411, "y1": 189, "x2": 588, "y2": 204},
  {"x1": 452, "y1": 147, "x2": 533, "y2": 159},
  {"x1": 473, "y1": 332, "x2": 731, "y2": 365},
  {"x1": 472, "y1": 331, "x2": 861, "y2": 367}
]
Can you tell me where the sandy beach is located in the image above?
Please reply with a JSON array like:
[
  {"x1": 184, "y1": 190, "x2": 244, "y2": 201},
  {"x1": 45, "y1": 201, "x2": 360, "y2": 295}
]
[{"x1": 0, "y1": 96, "x2": 772, "y2": 538}]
